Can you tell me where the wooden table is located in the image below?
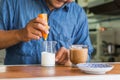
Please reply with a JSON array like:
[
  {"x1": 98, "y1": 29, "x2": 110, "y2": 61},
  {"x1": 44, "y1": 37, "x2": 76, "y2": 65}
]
[{"x1": 0, "y1": 62, "x2": 120, "y2": 80}]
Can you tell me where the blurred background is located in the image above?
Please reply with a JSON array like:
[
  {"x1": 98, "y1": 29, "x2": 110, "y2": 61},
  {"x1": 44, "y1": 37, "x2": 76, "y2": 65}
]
[
  {"x1": 0, "y1": 0, "x2": 120, "y2": 64},
  {"x1": 77, "y1": 0, "x2": 120, "y2": 62}
]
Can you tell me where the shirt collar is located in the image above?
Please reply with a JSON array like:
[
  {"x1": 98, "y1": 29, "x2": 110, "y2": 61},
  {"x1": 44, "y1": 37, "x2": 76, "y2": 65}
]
[{"x1": 61, "y1": 3, "x2": 70, "y2": 12}]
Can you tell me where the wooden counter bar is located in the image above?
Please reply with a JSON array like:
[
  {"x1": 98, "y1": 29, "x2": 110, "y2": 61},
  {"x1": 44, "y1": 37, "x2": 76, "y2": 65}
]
[{"x1": 0, "y1": 62, "x2": 120, "y2": 80}]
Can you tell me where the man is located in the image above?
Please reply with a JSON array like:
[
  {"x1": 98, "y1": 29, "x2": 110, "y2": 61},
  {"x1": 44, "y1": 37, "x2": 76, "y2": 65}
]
[{"x1": 0, "y1": 0, "x2": 93, "y2": 65}]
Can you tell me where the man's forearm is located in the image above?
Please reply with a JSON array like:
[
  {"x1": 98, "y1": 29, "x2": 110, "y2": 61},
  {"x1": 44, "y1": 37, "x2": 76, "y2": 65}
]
[{"x1": 0, "y1": 30, "x2": 21, "y2": 49}]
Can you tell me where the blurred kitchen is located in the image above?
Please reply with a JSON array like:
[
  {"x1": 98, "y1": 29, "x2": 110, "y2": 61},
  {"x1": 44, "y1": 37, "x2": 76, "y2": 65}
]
[
  {"x1": 0, "y1": 0, "x2": 120, "y2": 64},
  {"x1": 77, "y1": 0, "x2": 120, "y2": 62}
]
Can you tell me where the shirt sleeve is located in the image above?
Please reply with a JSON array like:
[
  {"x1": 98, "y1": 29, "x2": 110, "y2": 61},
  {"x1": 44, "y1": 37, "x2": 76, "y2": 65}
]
[
  {"x1": 72, "y1": 7, "x2": 94, "y2": 58},
  {"x1": 0, "y1": 0, "x2": 14, "y2": 30}
]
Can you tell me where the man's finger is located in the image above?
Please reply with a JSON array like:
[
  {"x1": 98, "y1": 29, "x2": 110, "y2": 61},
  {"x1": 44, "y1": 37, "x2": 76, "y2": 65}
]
[
  {"x1": 58, "y1": 49, "x2": 69, "y2": 63},
  {"x1": 55, "y1": 47, "x2": 65, "y2": 62},
  {"x1": 32, "y1": 17, "x2": 47, "y2": 26},
  {"x1": 32, "y1": 23, "x2": 49, "y2": 34},
  {"x1": 31, "y1": 28, "x2": 42, "y2": 37},
  {"x1": 59, "y1": 59, "x2": 68, "y2": 65},
  {"x1": 57, "y1": 52, "x2": 67, "y2": 63}
]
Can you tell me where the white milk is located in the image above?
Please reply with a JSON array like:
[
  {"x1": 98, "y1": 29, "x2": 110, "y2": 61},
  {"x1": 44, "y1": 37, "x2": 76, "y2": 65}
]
[{"x1": 41, "y1": 52, "x2": 55, "y2": 66}]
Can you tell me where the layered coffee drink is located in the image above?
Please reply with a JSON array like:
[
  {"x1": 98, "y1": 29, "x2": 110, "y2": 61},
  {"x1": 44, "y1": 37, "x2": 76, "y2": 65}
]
[{"x1": 70, "y1": 45, "x2": 88, "y2": 65}]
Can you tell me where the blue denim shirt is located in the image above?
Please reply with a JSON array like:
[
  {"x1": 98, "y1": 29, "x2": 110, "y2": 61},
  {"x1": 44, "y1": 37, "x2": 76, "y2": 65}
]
[{"x1": 0, "y1": 0, "x2": 93, "y2": 65}]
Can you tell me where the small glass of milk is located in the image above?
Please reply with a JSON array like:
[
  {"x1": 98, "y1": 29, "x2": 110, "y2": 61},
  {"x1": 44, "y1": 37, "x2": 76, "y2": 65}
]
[{"x1": 41, "y1": 41, "x2": 57, "y2": 67}]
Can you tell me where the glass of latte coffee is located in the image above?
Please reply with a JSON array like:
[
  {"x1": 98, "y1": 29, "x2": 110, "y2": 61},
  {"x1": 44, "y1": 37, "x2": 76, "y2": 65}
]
[{"x1": 70, "y1": 45, "x2": 88, "y2": 66}]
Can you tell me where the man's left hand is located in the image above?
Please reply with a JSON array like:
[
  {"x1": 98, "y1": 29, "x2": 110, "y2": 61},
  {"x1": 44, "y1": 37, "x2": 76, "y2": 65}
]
[{"x1": 55, "y1": 47, "x2": 72, "y2": 66}]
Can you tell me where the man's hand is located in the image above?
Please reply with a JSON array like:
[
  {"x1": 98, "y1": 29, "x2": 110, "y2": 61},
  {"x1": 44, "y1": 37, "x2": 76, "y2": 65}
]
[
  {"x1": 18, "y1": 17, "x2": 49, "y2": 42},
  {"x1": 55, "y1": 47, "x2": 72, "y2": 66}
]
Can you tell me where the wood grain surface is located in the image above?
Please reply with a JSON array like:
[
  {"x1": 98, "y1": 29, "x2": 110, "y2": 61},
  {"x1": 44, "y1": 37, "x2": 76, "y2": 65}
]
[{"x1": 0, "y1": 63, "x2": 120, "y2": 79}]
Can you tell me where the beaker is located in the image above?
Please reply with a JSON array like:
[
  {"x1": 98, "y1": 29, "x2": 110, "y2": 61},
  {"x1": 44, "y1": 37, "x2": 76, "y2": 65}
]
[{"x1": 41, "y1": 41, "x2": 57, "y2": 66}]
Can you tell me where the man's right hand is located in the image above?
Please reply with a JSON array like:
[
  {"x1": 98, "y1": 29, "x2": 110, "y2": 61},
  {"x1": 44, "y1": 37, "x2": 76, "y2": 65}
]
[
  {"x1": 18, "y1": 17, "x2": 49, "y2": 42},
  {"x1": 0, "y1": 17, "x2": 49, "y2": 49}
]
